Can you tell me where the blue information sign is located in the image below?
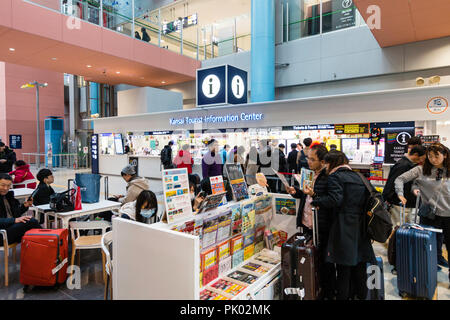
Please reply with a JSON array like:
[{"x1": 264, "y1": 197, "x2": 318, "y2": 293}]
[
  {"x1": 9, "y1": 135, "x2": 22, "y2": 149},
  {"x1": 91, "y1": 134, "x2": 99, "y2": 174}
]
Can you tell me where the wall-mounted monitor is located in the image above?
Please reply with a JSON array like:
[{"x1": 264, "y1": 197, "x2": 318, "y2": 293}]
[{"x1": 114, "y1": 133, "x2": 124, "y2": 155}]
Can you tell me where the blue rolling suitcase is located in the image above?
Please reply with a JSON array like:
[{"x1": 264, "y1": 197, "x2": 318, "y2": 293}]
[{"x1": 396, "y1": 203, "x2": 439, "y2": 299}]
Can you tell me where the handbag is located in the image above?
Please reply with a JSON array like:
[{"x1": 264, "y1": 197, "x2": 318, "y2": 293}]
[
  {"x1": 49, "y1": 190, "x2": 75, "y2": 213},
  {"x1": 417, "y1": 178, "x2": 445, "y2": 220},
  {"x1": 356, "y1": 173, "x2": 393, "y2": 243}
]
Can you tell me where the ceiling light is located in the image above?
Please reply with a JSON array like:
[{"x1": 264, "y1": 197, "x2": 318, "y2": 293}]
[
  {"x1": 87, "y1": 65, "x2": 92, "y2": 68},
  {"x1": 116, "y1": 71, "x2": 120, "y2": 74},
  {"x1": 9, "y1": 48, "x2": 15, "y2": 52},
  {"x1": 161, "y1": 81, "x2": 166, "y2": 84},
  {"x1": 140, "y1": 77, "x2": 145, "y2": 79},
  {"x1": 51, "y1": 57, "x2": 57, "y2": 61}
]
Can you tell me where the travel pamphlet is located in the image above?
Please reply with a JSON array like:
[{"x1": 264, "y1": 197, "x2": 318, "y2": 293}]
[
  {"x1": 225, "y1": 164, "x2": 249, "y2": 202},
  {"x1": 293, "y1": 168, "x2": 314, "y2": 191},
  {"x1": 162, "y1": 168, "x2": 193, "y2": 224},
  {"x1": 210, "y1": 175, "x2": 228, "y2": 206}
]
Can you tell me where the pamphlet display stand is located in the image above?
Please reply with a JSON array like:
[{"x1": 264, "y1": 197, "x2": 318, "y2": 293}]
[{"x1": 112, "y1": 194, "x2": 299, "y2": 300}]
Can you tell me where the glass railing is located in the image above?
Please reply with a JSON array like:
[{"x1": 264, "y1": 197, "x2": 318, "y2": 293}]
[
  {"x1": 281, "y1": 0, "x2": 358, "y2": 42},
  {"x1": 23, "y1": 0, "x2": 251, "y2": 61}
]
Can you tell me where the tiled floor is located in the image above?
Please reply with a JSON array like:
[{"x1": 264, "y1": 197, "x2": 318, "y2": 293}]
[{"x1": 1, "y1": 167, "x2": 448, "y2": 300}]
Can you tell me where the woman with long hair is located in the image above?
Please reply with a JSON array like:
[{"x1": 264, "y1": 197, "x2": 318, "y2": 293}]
[
  {"x1": 395, "y1": 143, "x2": 450, "y2": 280},
  {"x1": 311, "y1": 150, "x2": 375, "y2": 300}
]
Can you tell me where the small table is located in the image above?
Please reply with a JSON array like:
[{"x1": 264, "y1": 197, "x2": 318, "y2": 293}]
[
  {"x1": 12, "y1": 188, "x2": 35, "y2": 201},
  {"x1": 32, "y1": 200, "x2": 122, "y2": 229}
]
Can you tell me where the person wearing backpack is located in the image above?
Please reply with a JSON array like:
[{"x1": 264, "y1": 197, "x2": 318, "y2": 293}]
[
  {"x1": 309, "y1": 150, "x2": 375, "y2": 300},
  {"x1": 161, "y1": 141, "x2": 174, "y2": 169},
  {"x1": 297, "y1": 138, "x2": 312, "y2": 171},
  {"x1": 395, "y1": 143, "x2": 450, "y2": 277},
  {"x1": 383, "y1": 146, "x2": 426, "y2": 225}
]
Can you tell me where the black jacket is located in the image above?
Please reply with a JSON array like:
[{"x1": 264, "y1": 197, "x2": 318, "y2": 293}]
[
  {"x1": 161, "y1": 145, "x2": 173, "y2": 166},
  {"x1": 0, "y1": 191, "x2": 27, "y2": 229},
  {"x1": 311, "y1": 167, "x2": 375, "y2": 266},
  {"x1": 382, "y1": 156, "x2": 417, "y2": 208},
  {"x1": 287, "y1": 150, "x2": 298, "y2": 174},
  {"x1": 0, "y1": 147, "x2": 16, "y2": 173},
  {"x1": 292, "y1": 168, "x2": 333, "y2": 234},
  {"x1": 33, "y1": 182, "x2": 56, "y2": 206}
]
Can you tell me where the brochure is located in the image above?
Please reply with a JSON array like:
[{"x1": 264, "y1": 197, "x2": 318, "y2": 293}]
[
  {"x1": 225, "y1": 164, "x2": 249, "y2": 201},
  {"x1": 210, "y1": 175, "x2": 228, "y2": 206},
  {"x1": 162, "y1": 168, "x2": 193, "y2": 224},
  {"x1": 272, "y1": 168, "x2": 290, "y2": 189},
  {"x1": 293, "y1": 168, "x2": 314, "y2": 191}
]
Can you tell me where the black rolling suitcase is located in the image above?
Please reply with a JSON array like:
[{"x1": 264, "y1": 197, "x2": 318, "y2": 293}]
[{"x1": 281, "y1": 208, "x2": 320, "y2": 300}]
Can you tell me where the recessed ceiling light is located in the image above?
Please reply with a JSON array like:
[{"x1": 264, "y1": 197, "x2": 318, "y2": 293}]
[
  {"x1": 116, "y1": 71, "x2": 120, "y2": 74},
  {"x1": 140, "y1": 77, "x2": 145, "y2": 79},
  {"x1": 51, "y1": 57, "x2": 57, "y2": 61},
  {"x1": 9, "y1": 48, "x2": 15, "y2": 52},
  {"x1": 161, "y1": 81, "x2": 166, "y2": 84},
  {"x1": 87, "y1": 65, "x2": 92, "y2": 68}
]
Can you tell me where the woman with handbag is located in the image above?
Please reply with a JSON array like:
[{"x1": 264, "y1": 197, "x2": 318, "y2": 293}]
[
  {"x1": 395, "y1": 143, "x2": 450, "y2": 283},
  {"x1": 308, "y1": 150, "x2": 375, "y2": 300}
]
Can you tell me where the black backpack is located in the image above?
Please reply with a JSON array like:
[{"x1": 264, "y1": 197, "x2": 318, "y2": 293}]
[
  {"x1": 357, "y1": 173, "x2": 393, "y2": 243},
  {"x1": 49, "y1": 189, "x2": 75, "y2": 213},
  {"x1": 160, "y1": 147, "x2": 170, "y2": 165}
]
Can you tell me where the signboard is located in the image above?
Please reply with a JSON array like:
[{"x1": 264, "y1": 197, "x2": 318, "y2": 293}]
[
  {"x1": 422, "y1": 135, "x2": 440, "y2": 146},
  {"x1": 283, "y1": 124, "x2": 335, "y2": 131},
  {"x1": 162, "y1": 168, "x2": 193, "y2": 224},
  {"x1": 162, "y1": 13, "x2": 198, "y2": 35},
  {"x1": 196, "y1": 65, "x2": 248, "y2": 107},
  {"x1": 91, "y1": 134, "x2": 99, "y2": 174},
  {"x1": 9, "y1": 135, "x2": 22, "y2": 149},
  {"x1": 197, "y1": 65, "x2": 226, "y2": 107},
  {"x1": 384, "y1": 128, "x2": 415, "y2": 164},
  {"x1": 129, "y1": 157, "x2": 139, "y2": 174},
  {"x1": 227, "y1": 65, "x2": 248, "y2": 105},
  {"x1": 335, "y1": 123, "x2": 369, "y2": 135},
  {"x1": 332, "y1": 0, "x2": 356, "y2": 30},
  {"x1": 427, "y1": 97, "x2": 448, "y2": 114}
]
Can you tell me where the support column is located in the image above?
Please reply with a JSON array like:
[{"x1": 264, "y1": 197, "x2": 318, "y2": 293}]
[{"x1": 251, "y1": 0, "x2": 275, "y2": 102}]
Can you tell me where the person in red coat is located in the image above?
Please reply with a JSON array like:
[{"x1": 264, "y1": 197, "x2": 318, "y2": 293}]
[
  {"x1": 173, "y1": 144, "x2": 194, "y2": 174},
  {"x1": 8, "y1": 160, "x2": 36, "y2": 189}
]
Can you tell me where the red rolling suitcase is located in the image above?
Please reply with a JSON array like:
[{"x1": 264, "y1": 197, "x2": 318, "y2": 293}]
[
  {"x1": 20, "y1": 229, "x2": 69, "y2": 286},
  {"x1": 281, "y1": 207, "x2": 320, "y2": 300}
]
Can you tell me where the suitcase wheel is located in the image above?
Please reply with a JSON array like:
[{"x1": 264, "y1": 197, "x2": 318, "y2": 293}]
[{"x1": 23, "y1": 285, "x2": 33, "y2": 293}]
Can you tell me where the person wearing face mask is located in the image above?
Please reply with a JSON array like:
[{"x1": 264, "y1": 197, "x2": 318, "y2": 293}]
[
  {"x1": 118, "y1": 190, "x2": 158, "y2": 223},
  {"x1": 286, "y1": 143, "x2": 336, "y2": 300},
  {"x1": 395, "y1": 143, "x2": 450, "y2": 276},
  {"x1": 189, "y1": 182, "x2": 205, "y2": 212}
]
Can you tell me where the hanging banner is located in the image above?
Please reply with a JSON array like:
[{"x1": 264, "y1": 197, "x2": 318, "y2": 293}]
[{"x1": 384, "y1": 128, "x2": 415, "y2": 164}]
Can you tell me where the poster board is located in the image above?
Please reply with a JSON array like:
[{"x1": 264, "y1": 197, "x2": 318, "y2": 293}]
[
  {"x1": 162, "y1": 167, "x2": 193, "y2": 224},
  {"x1": 225, "y1": 164, "x2": 249, "y2": 202}
]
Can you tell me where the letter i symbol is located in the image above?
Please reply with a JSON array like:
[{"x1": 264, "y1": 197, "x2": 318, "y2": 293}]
[
  {"x1": 209, "y1": 78, "x2": 213, "y2": 95},
  {"x1": 236, "y1": 78, "x2": 240, "y2": 96}
]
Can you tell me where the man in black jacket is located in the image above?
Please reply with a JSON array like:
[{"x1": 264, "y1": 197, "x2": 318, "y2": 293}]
[
  {"x1": 273, "y1": 143, "x2": 287, "y2": 193},
  {"x1": 161, "y1": 141, "x2": 174, "y2": 169},
  {"x1": 382, "y1": 146, "x2": 426, "y2": 225},
  {"x1": 286, "y1": 144, "x2": 336, "y2": 300},
  {"x1": 0, "y1": 174, "x2": 41, "y2": 244},
  {"x1": 0, "y1": 142, "x2": 16, "y2": 174}
]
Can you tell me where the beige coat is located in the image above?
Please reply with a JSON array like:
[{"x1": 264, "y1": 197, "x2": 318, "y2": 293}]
[{"x1": 119, "y1": 177, "x2": 149, "y2": 205}]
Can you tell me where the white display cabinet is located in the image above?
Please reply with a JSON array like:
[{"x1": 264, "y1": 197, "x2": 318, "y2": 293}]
[{"x1": 112, "y1": 196, "x2": 298, "y2": 300}]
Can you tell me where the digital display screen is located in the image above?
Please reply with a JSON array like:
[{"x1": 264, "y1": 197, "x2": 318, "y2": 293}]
[{"x1": 114, "y1": 133, "x2": 124, "y2": 155}]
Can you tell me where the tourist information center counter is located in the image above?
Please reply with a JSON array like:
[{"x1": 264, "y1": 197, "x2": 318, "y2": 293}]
[{"x1": 88, "y1": 85, "x2": 450, "y2": 182}]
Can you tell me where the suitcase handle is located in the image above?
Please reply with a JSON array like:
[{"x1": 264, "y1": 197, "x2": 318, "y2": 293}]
[
  {"x1": 103, "y1": 176, "x2": 109, "y2": 200},
  {"x1": 311, "y1": 207, "x2": 319, "y2": 247}
]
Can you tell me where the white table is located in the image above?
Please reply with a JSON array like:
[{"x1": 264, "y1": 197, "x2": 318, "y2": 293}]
[
  {"x1": 12, "y1": 188, "x2": 35, "y2": 201},
  {"x1": 32, "y1": 200, "x2": 122, "y2": 229}
]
